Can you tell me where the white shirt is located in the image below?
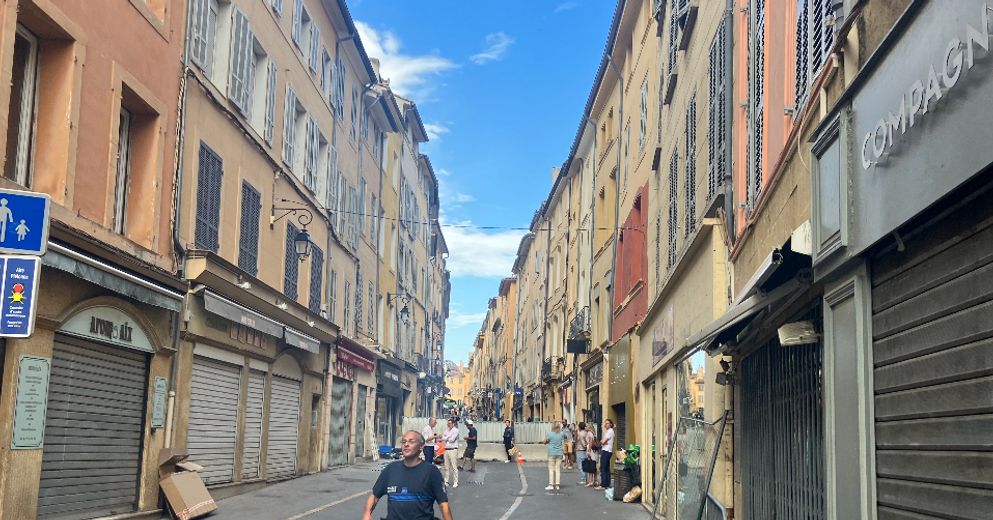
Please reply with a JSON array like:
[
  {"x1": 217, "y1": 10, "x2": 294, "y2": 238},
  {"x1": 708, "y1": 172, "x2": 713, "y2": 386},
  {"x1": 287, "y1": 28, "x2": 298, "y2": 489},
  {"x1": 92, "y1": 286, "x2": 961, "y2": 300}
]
[
  {"x1": 443, "y1": 427, "x2": 460, "y2": 450},
  {"x1": 422, "y1": 425, "x2": 436, "y2": 448},
  {"x1": 603, "y1": 427, "x2": 615, "y2": 452}
]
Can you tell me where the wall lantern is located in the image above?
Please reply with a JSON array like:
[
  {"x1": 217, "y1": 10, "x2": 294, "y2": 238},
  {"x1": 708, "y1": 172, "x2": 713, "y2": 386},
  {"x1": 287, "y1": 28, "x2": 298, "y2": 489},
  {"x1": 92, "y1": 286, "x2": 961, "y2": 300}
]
[{"x1": 270, "y1": 198, "x2": 315, "y2": 262}]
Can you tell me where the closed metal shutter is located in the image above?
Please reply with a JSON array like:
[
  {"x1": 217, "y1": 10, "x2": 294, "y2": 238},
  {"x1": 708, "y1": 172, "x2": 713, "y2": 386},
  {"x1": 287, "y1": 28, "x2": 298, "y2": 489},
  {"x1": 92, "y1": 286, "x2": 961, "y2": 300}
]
[
  {"x1": 740, "y1": 337, "x2": 825, "y2": 520},
  {"x1": 39, "y1": 338, "x2": 148, "y2": 520},
  {"x1": 871, "y1": 192, "x2": 993, "y2": 518},
  {"x1": 187, "y1": 357, "x2": 241, "y2": 485},
  {"x1": 242, "y1": 370, "x2": 266, "y2": 479},
  {"x1": 612, "y1": 404, "x2": 627, "y2": 452},
  {"x1": 355, "y1": 385, "x2": 368, "y2": 458},
  {"x1": 328, "y1": 377, "x2": 352, "y2": 466},
  {"x1": 267, "y1": 375, "x2": 301, "y2": 479}
]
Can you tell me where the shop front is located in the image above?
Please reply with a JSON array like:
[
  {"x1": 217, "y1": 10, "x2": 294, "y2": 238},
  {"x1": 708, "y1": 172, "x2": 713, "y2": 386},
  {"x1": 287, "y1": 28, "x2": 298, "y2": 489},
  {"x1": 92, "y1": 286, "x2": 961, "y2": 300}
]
[
  {"x1": 376, "y1": 358, "x2": 403, "y2": 448},
  {"x1": 0, "y1": 243, "x2": 183, "y2": 520},
  {"x1": 809, "y1": 3, "x2": 993, "y2": 517},
  {"x1": 581, "y1": 353, "x2": 603, "y2": 436},
  {"x1": 328, "y1": 338, "x2": 377, "y2": 466}
]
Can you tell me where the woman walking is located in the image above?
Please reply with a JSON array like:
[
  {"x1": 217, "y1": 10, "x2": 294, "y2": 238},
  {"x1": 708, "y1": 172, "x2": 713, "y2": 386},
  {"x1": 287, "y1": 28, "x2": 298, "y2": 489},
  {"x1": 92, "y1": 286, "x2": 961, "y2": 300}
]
[{"x1": 543, "y1": 422, "x2": 565, "y2": 491}]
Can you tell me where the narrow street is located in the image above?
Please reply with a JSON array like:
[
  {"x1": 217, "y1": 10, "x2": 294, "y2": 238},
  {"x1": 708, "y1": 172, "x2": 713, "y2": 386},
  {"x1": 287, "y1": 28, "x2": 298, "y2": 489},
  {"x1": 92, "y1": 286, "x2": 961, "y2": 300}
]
[{"x1": 208, "y1": 461, "x2": 649, "y2": 520}]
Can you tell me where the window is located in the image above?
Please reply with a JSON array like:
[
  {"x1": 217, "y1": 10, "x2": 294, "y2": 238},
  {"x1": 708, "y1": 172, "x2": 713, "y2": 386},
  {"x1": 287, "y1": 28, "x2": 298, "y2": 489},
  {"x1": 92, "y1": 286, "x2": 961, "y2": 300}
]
[
  {"x1": 228, "y1": 8, "x2": 255, "y2": 115},
  {"x1": 368, "y1": 282, "x2": 375, "y2": 333},
  {"x1": 270, "y1": 0, "x2": 282, "y2": 16},
  {"x1": 284, "y1": 222, "x2": 300, "y2": 300},
  {"x1": 794, "y1": 0, "x2": 835, "y2": 111},
  {"x1": 3, "y1": 26, "x2": 39, "y2": 185},
  {"x1": 748, "y1": 0, "x2": 766, "y2": 207},
  {"x1": 291, "y1": 0, "x2": 310, "y2": 51},
  {"x1": 303, "y1": 116, "x2": 326, "y2": 192},
  {"x1": 355, "y1": 270, "x2": 363, "y2": 331},
  {"x1": 668, "y1": 150, "x2": 678, "y2": 268},
  {"x1": 263, "y1": 61, "x2": 277, "y2": 144},
  {"x1": 326, "y1": 145, "x2": 339, "y2": 212},
  {"x1": 113, "y1": 109, "x2": 133, "y2": 234},
  {"x1": 282, "y1": 86, "x2": 297, "y2": 166},
  {"x1": 309, "y1": 245, "x2": 323, "y2": 314},
  {"x1": 328, "y1": 269, "x2": 337, "y2": 322},
  {"x1": 359, "y1": 178, "x2": 367, "y2": 236},
  {"x1": 308, "y1": 24, "x2": 320, "y2": 73},
  {"x1": 238, "y1": 181, "x2": 261, "y2": 275},
  {"x1": 707, "y1": 19, "x2": 729, "y2": 201},
  {"x1": 624, "y1": 122, "x2": 630, "y2": 187},
  {"x1": 639, "y1": 78, "x2": 648, "y2": 154},
  {"x1": 344, "y1": 281, "x2": 352, "y2": 336},
  {"x1": 321, "y1": 49, "x2": 333, "y2": 102},
  {"x1": 350, "y1": 87, "x2": 359, "y2": 140},
  {"x1": 685, "y1": 95, "x2": 697, "y2": 236},
  {"x1": 667, "y1": 4, "x2": 679, "y2": 76},
  {"x1": 195, "y1": 142, "x2": 223, "y2": 252},
  {"x1": 334, "y1": 56, "x2": 346, "y2": 119},
  {"x1": 188, "y1": 0, "x2": 218, "y2": 76},
  {"x1": 347, "y1": 184, "x2": 358, "y2": 247},
  {"x1": 370, "y1": 194, "x2": 378, "y2": 240}
]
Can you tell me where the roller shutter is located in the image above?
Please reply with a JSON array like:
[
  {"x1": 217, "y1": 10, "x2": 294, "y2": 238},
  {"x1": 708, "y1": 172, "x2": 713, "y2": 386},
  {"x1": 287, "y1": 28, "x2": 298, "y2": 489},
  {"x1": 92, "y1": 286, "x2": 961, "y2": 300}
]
[
  {"x1": 355, "y1": 385, "x2": 368, "y2": 458},
  {"x1": 266, "y1": 375, "x2": 301, "y2": 479},
  {"x1": 242, "y1": 370, "x2": 266, "y2": 479},
  {"x1": 871, "y1": 191, "x2": 993, "y2": 518},
  {"x1": 38, "y1": 338, "x2": 148, "y2": 520},
  {"x1": 328, "y1": 377, "x2": 352, "y2": 466},
  {"x1": 187, "y1": 357, "x2": 241, "y2": 485}
]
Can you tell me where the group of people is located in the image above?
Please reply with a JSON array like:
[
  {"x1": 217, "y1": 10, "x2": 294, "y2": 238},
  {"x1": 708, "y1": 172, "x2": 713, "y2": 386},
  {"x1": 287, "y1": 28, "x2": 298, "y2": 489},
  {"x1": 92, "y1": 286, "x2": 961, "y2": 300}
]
[
  {"x1": 538, "y1": 419, "x2": 616, "y2": 492},
  {"x1": 419, "y1": 417, "x2": 479, "y2": 489}
]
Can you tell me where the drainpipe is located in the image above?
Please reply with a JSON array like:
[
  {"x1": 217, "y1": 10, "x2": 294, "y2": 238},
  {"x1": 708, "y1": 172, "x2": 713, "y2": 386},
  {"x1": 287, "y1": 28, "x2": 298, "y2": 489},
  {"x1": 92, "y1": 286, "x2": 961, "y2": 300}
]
[
  {"x1": 541, "y1": 207, "x2": 552, "y2": 420},
  {"x1": 605, "y1": 54, "x2": 623, "y2": 345}
]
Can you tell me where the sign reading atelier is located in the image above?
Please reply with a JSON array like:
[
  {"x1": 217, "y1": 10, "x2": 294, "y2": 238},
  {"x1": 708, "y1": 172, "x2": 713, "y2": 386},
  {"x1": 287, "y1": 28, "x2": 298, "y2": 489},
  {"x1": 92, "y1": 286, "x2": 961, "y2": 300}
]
[
  {"x1": 0, "y1": 256, "x2": 41, "y2": 337},
  {"x1": 0, "y1": 188, "x2": 51, "y2": 256},
  {"x1": 12, "y1": 355, "x2": 50, "y2": 449},
  {"x1": 851, "y1": 1, "x2": 993, "y2": 253}
]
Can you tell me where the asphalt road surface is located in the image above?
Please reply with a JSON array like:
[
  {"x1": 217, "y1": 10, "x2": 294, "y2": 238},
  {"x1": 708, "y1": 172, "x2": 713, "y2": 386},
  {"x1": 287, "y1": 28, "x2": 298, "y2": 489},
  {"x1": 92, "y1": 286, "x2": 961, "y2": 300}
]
[{"x1": 206, "y1": 460, "x2": 651, "y2": 520}]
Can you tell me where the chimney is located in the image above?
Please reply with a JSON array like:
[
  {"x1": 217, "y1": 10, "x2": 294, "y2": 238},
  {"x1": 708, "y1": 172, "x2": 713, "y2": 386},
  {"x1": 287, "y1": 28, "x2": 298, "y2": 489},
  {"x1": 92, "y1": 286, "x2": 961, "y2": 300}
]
[
  {"x1": 371, "y1": 58, "x2": 381, "y2": 80},
  {"x1": 551, "y1": 166, "x2": 561, "y2": 184}
]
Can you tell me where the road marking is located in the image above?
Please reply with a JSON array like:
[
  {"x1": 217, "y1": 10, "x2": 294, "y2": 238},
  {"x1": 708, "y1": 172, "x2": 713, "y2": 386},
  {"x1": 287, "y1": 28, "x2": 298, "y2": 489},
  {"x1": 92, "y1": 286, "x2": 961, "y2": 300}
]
[
  {"x1": 497, "y1": 463, "x2": 528, "y2": 520},
  {"x1": 284, "y1": 490, "x2": 368, "y2": 520}
]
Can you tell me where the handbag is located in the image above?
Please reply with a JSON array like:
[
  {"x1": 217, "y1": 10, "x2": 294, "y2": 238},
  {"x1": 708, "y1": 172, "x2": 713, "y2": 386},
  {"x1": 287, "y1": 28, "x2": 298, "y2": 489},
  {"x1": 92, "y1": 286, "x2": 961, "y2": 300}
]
[{"x1": 582, "y1": 458, "x2": 596, "y2": 473}]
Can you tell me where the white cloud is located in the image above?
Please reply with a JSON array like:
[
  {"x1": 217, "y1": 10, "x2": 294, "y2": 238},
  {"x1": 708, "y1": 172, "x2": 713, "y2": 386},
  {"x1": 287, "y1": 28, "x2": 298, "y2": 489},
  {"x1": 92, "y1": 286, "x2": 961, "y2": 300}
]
[
  {"x1": 452, "y1": 193, "x2": 476, "y2": 203},
  {"x1": 423, "y1": 122, "x2": 450, "y2": 141},
  {"x1": 554, "y1": 2, "x2": 579, "y2": 13},
  {"x1": 355, "y1": 21, "x2": 457, "y2": 99},
  {"x1": 448, "y1": 310, "x2": 488, "y2": 329},
  {"x1": 442, "y1": 220, "x2": 525, "y2": 278},
  {"x1": 470, "y1": 32, "x2": 515, "y2": 65}
]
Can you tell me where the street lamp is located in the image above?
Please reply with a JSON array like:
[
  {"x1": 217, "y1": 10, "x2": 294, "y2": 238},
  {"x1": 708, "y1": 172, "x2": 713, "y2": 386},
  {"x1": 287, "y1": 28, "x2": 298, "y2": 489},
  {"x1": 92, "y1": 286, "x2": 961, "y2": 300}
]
[
  {"x1": 270, "y1": 199, "x2": 315, "y2": 262},
  {"x1": 386, "y1": 292, "x2": 410, "y2": 323}
]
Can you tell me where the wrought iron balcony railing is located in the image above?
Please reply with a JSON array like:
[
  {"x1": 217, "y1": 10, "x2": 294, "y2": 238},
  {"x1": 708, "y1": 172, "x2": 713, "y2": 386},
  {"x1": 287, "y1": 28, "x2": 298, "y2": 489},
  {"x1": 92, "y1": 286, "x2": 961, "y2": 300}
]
[
  {"x1": 569, "y1": 306, "x2": 591, "y2": 340},
  {"x1": 541, "y1": 356, "x2": 565, "y2": 382}
]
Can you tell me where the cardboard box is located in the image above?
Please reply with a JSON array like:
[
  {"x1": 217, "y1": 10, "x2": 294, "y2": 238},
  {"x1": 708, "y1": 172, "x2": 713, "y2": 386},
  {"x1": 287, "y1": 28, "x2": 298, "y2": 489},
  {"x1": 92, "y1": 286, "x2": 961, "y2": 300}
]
[{"x1": 160, "y1": 471, "x2": 218, "y2": 520}]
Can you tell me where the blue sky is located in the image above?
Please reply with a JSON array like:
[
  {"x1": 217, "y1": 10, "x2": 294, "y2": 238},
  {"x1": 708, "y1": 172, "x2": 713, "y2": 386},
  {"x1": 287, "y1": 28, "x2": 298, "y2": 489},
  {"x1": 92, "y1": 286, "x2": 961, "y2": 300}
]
[{"x1": 348, "y1": 1, "x2": 616, "y2": 364}]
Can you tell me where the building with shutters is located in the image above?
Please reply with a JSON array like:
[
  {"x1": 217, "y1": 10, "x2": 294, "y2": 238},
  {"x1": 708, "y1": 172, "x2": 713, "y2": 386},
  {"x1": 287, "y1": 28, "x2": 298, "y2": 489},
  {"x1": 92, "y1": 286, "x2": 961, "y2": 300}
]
[
  {"x1": 0, "y1": 1, "x2": 188, "y2": 519},
  {"x1": 174, "y1": 0, "x2": 400, "y2": 497}
]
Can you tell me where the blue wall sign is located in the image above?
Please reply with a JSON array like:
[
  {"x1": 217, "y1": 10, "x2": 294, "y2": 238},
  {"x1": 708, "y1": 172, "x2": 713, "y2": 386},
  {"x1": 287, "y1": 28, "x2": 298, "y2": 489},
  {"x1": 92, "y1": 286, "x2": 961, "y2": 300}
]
[
  {"x1": 0, "y1": 256, "x2": 42, "y2": 337},
  {"x1": 0, "y1": 188, "x2": 50, "y2": 256}
]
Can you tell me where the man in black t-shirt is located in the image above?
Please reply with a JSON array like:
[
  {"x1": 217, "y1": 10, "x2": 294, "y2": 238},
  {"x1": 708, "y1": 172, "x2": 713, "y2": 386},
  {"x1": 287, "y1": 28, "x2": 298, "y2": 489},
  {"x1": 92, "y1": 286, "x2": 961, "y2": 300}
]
[
  {"x1": 458, "y1": 419, "x2": 478, "y2": 473},
  {"x1": 362, "y1": 431, "x2": 454, "y2": 520}
]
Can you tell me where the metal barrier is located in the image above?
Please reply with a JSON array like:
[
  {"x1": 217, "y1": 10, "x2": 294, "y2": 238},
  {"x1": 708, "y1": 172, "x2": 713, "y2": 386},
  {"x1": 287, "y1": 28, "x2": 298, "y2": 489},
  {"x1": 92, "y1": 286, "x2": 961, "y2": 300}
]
[
  {"x1": 702, "y1": 493, "x2": 728, "y2": 520},
  {"x1": 401, "y1": 417, "x2": 555, "y2": 444},
  {"x1": 650, "y1": 412, "x2": 728, "y2": 520}
]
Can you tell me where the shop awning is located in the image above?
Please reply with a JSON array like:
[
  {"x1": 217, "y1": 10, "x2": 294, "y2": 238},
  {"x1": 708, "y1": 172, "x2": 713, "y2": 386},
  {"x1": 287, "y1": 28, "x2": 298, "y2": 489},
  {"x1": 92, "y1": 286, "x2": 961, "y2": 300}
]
[
  {"x1": 284, "y1": 327, "x2": 321, "y2": 353},
  {"x1": 337, "y1": 345, "x2": 375, "y2": 372},
  {"x1": 203, "y1": 290, "x2": 283, "y2": 337},
  {"x1": 43, "y1": 242, "x2": 183, "y2": 311}
]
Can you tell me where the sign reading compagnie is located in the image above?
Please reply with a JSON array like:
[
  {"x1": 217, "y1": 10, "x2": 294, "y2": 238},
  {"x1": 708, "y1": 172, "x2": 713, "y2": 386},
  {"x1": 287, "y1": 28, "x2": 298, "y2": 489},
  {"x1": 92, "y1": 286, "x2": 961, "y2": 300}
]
[{"x1": 851, "y1": 2, "x2": 993, "y2": 253}]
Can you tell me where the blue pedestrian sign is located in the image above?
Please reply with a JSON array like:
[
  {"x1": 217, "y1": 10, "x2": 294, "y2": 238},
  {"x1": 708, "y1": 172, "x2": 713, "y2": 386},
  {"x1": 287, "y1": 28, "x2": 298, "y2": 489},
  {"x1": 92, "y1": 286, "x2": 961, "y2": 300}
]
[
  {"x1": 0, "y1": 256, "x2": 41, "y2": 337},
  {"x1": 0, "y1": 188, "x2": 50, "y2": 256}
]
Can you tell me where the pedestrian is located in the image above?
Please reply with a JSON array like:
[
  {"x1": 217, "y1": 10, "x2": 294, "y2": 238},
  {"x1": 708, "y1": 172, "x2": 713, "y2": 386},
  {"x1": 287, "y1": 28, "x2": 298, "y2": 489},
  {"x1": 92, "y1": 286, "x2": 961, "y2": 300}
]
[
  {"x1": 422, "y1": 418, "x2": 439, "y2": 464},
  {"x1": 502, "y1": 419, "x2": 516, "y2": 463},
  {"x1": 575, "y1": 421, "x2": 589, "y2": 483},
  {"x1": 441, "y1": 419, "x2": 460, "y2": 488},
  {"x1": 596, "y1": 419, "x2": 615, "y2": 490},
  {"x1": 459, "y1": 419, "x2": 478, "y2": 472},
  {"x1": 542, "y1": 422, "x2": 565, "y2": 491},
  {"x1": 362, "y1": 430, "x2": 454, "y2": 520},
  {"x1": 585, "y1": 423, "x2": 600, "y2": 487},
  {"x1": 561, "y1": 420, "x2": 574, "y2": 470}
]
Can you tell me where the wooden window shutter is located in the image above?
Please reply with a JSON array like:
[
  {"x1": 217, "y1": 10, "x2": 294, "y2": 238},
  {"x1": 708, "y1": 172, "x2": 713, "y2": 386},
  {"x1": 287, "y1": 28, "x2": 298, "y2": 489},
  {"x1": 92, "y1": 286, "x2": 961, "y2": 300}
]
[
  {"x1": 195, "y1": 142, "x2": 222, "y2": 252},
  {"x1": 284, "y1": 222, "x2": 300, "y2": 301},
  {"x1": 309, "y1": 245, "x2": 323, "y2": 314},
  {"x1": 238, "y1": 181, "x2": 261, "y2": 276}
]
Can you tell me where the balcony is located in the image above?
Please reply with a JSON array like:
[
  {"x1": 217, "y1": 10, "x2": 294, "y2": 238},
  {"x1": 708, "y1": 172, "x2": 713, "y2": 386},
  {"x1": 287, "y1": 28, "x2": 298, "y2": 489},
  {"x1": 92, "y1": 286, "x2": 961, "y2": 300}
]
[
  {"x1": 569, "y1": 306, "x2": 591, "y2": 340},
  {"x1": 541, "y1": 356, "x2": 564, "y2": 382}
]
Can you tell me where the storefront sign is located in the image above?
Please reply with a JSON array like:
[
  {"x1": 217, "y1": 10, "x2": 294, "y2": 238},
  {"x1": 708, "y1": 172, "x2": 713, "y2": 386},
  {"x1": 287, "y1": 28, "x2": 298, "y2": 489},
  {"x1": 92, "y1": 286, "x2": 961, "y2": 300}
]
[
  {"x1": 0, "y1": 256, "x2": 41, "y2": 337},
  {"x1": 337, "y1": 346, "x2": 375, "y2": 372},
  {"x1": 851, "y1": 1, "x2": 993, "y2": 253},
  {"x1": 12, "y1": 355, "x2": 50, "y2": 449},
  {"x1": 283, "y1": 327, "x2": 320, "y2": 354},
  {"x1": 334, "y1": 360, "x2": 355, "y2": 380},
  {"x1": 377, "y1": 360, "x2": 403, "y2": 399},
  {"x1": 203, "y1": 290, "x2": 283, "y2": 338},
  {"x1": 586, "y1": 362, "x2": 603, "y2": 390},
  {"x1": 651, "y1": 305, "x2": 674, "y2": 366},
  {"x1": 59, "y1": 306, "x2": 155, "y2": 352},
  {"x1": 151, "y1": 377, "x2": 167, "y2": 429}
]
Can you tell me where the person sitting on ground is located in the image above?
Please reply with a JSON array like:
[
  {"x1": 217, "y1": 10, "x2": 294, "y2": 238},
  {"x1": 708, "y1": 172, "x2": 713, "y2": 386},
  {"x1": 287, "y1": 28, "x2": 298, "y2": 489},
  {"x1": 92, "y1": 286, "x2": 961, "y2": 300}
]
[
  {"x1": 459, "y1": 419, "x2": 478, "y2": 472},
  {"x1": 543, "y1": 422, "x2": 566, "y2": 492},
  {"x1": 362, "y1": 431, "x2": 454, "y2": 520}
]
